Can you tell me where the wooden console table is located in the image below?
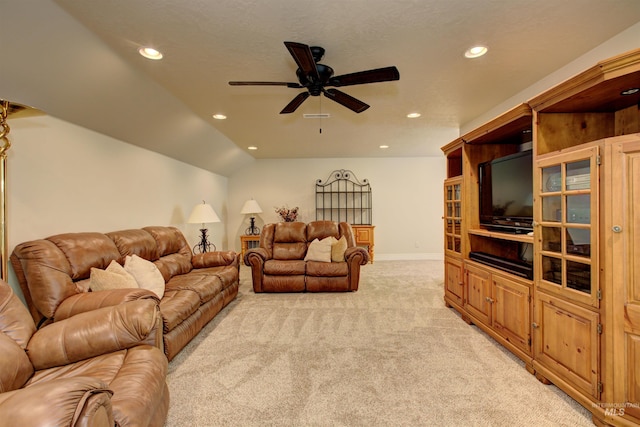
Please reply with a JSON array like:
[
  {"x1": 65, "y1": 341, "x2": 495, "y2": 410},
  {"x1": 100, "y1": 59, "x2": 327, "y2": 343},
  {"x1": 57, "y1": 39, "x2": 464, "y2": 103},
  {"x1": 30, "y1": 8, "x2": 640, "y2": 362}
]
[{"x1": 352, "y1": 225, "x2": 375, "y2": 263}]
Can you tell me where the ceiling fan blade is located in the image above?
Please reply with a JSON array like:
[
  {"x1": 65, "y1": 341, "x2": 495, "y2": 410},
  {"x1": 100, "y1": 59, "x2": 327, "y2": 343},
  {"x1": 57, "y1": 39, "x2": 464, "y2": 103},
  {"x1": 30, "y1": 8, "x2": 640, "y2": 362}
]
[
  {"x1": 323, "y1": 89, "x2": 370, "y2": 113},
  {"x1": 229, "y1": 81, "x2": 303, "y2": 88},
  {"x1": 284, "y1": 41, "x2": 320, "y2": 82},
  {"x1": 280, "y1": 92, "x2": 310, "y2": 114},
  {"x1": 329, "y1": 66, "x2": 400, "y2": 87}
]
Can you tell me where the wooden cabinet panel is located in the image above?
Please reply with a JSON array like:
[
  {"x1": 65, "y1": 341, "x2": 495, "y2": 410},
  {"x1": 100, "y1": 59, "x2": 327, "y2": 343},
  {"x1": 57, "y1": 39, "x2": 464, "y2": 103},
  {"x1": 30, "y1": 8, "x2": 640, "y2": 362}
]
[
  {"x1": 625, "y1": 335, "x2": 640, "y2": 420},
  {"x1": 465, "y1": 263, "x2": 492, "y2": 325},
  {"x1": 607, "y1": 136, "x2": 640, "y2": 422},
  {"x1": 534, "y1": 292, "x2": 600, "y2": 399},
  {"x1": 352, "y1": 225, "x2": 374, "y2": 263},
  {"x1": 492, "y1": 273, "x2": 531, "y2": 354},
  {"x1": 444, "y1": 256, "x2": 463, "y2": 308}
]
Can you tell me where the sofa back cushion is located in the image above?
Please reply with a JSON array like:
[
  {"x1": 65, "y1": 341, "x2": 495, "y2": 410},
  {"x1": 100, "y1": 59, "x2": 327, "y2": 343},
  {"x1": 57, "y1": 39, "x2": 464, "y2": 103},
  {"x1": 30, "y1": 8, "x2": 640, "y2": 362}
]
[
  {"x1": 107, "y1": 229, "x2": 159, "y2": 263},
  {"x1": 143, "y1": 227, "x2": 193, "y2": 282},
  {"x1": 272, "y1": 222, "x2": 307, "y2": 260},
  {"x1": 11, "y1": 233, "x2": 121, "y2": 321},
  {"x1": 48, "y1": 233, "x2": 121, "y2": 281},
  {"x1": 306, "y1": 221, "x2": 340, "y2": 242}
]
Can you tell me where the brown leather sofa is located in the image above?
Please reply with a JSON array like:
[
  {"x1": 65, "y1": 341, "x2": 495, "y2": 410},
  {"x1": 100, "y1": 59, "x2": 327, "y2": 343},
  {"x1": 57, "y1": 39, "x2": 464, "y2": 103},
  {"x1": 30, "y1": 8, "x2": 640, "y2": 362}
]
[
  {"x1": 244, "y1": 221, "x2": 369, "y2": 292},
  {"x1": 0, "y1": 279, "x2": 168, "y2": 427},
  {"x1": 11, "y1": 226, "x2": 240, "y2": 361}
]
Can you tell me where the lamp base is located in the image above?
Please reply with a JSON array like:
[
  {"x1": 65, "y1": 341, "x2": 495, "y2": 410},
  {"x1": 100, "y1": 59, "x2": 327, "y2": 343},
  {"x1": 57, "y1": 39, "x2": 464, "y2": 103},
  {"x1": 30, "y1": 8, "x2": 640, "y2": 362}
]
[
  {"x1": 193, "y1": 228, "x2": 216, "y2": 253},
  {"x1": 244, "y1": 216, "x2": 261, "y2": 236}
]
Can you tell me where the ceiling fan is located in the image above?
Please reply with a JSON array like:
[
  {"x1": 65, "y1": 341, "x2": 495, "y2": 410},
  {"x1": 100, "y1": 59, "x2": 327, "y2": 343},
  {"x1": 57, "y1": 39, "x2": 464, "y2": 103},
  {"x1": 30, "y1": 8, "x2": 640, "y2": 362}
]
[{"x1": 229, "y1": 41, "x2": 400, "y2": 114}]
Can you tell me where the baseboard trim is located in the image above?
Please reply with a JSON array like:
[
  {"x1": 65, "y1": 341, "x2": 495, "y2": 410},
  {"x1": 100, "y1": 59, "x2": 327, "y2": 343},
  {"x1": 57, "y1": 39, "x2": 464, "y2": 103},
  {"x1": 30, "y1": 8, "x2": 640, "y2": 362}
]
[{"x1": 375, "y1": 253, "x2": 444, "y2": 261}]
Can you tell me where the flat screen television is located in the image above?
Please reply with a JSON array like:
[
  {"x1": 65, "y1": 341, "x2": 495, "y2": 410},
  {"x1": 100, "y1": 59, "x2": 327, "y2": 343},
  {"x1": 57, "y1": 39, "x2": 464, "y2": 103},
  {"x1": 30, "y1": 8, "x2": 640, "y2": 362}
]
[{"x1": 479, "y1": 150, "x2": 533, "y2": 234}]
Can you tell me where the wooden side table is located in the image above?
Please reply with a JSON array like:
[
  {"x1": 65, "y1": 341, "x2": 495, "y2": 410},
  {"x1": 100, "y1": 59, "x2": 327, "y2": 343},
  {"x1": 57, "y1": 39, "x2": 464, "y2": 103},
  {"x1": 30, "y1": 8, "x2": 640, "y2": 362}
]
[
  {"x1": 352, "y1": 225, "x2": 375, "y2": 263},
  {"x1": 240, "y1": 235, "x2": 260, "y2": 259}
]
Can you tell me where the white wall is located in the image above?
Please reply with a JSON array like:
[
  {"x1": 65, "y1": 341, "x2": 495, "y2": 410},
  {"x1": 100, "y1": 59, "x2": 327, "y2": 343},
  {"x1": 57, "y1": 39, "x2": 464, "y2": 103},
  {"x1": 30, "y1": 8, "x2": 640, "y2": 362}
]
[
  {"x1": 6, "y1": 115, "x2": 229, "y2": 301},
  {"x1": 227, "y1": 157, "x2": 448, "y2": 260},
  {"x1": 462, "y1": 21, "x2": 640, "y2": 133}
]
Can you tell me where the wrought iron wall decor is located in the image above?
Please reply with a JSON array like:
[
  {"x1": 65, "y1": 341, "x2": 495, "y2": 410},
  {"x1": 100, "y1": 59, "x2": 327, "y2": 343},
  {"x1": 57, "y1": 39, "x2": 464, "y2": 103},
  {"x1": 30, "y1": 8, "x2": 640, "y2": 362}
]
[{"x1": 315, "y1": 169, "x2": 372, "y2": 225}]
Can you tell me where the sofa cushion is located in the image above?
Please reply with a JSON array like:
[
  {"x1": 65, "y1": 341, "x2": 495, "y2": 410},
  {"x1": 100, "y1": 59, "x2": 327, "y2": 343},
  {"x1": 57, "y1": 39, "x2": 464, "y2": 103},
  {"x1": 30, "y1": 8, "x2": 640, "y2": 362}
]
[
  {"x1": 188, "y1": 266, "x2": 237, "y2": 291},
  {"x1": 306, "y1": 260, "x2": 348, "y2": 277},
  {"x1": 107, "y1": 229, "x2": 159, "y2": 262},
  {"x1": 331, "y1": 236, "x2": 348, "y2": 262},
  {"x1": 0, "y1": 333, "x2": 33, "y2": 392},
  {"x1": 154, "y1": 253, "x2": 193, "y2": 283},
  {"x1": 158, "y1": 290, "x2": 201, "y2": 332},
  {"x1": 48, "y1": 233, "x2": 121, "y2": 281},
  {"x1": 306, "y1": 221, "x2": 340, "y2": 241},
  {"x1": 125, "y1": 255, "x2": 165, "y2": 299},
  {"x1": 90, "y1": 261, "x2": 138, "y2": 292},
  {"x1": 273, "y1": 222, "x2": 307, "y2": 260},
  {"x1": 165, "y1": 273, "x2": 221, "y2": 304},
  {"x1": 143, "y1": 226, "x2": 190, "y2": 258},
  {"x1": 264, "y1": 260, "x2": 306, "y2": 275},
  {"x1": 304, "y1": 238, "x2": 332, "y2": 262},
  {"x1": 26, "y1": 345, "x2": 168, "y2": 427}
]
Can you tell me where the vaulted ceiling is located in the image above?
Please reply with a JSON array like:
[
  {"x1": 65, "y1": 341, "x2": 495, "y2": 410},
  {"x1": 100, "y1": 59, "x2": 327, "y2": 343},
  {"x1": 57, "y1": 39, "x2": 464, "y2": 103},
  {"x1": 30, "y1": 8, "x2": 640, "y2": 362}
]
[{"x1": 3, "y1": 1, "x2": 640, "y2": 176}]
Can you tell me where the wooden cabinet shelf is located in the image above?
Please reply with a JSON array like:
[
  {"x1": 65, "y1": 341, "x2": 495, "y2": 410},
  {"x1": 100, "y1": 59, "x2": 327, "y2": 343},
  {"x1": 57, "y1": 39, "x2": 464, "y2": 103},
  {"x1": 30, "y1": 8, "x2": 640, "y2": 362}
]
[{"x1": 467, "y1": 228, "x2": 533, "y2": 244}]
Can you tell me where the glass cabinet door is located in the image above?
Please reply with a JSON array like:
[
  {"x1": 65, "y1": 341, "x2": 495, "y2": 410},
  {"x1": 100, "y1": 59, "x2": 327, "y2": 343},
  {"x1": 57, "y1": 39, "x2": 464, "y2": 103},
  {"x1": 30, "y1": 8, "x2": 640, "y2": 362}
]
[
  {"x1": 536, "y1": 146, "x2": 599, "y2": 307},
  {"x1": 444, "y1": 177, "x2": 463, "y2": 256}
]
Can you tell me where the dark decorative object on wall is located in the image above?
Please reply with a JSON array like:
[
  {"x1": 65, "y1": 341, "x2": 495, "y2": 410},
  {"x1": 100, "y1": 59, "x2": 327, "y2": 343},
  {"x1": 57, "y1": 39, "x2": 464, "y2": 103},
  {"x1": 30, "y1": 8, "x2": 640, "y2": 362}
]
[{"x1": 316, "y1": 169, "x2": 372, "y2": 225}]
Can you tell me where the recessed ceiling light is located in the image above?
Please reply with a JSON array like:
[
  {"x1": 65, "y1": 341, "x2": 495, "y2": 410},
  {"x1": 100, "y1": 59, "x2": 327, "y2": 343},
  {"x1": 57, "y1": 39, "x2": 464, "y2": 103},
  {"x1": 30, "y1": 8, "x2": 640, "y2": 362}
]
[
  {"x1": 380, "y1": 145, "x2": 389, "y2": 149},
  {"x1": 138, "y1": 47, "x2": 163, "y2": 60},
  {"x1": 464, "y1": 46, "x2": 488, "y2": 59},
  {"x1": 407, "y1": 113, "x2": 421, "y2": 118},
  {"x1": 212, "y1": 114, "x2": 227, "y2": 120},
  {"x1": 247, "y1": 146, "x2": 258, "y2": 150},
  {"x1": 621, "y1": 88, "x2": 640, "y2": 96}
]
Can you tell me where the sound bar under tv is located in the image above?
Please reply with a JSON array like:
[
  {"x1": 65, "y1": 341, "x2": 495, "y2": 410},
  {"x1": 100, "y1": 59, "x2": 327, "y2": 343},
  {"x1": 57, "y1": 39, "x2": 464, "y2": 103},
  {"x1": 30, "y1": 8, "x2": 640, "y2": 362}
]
[{"x1": 469, "y1": 251, "x2": 533, "y2": 280}]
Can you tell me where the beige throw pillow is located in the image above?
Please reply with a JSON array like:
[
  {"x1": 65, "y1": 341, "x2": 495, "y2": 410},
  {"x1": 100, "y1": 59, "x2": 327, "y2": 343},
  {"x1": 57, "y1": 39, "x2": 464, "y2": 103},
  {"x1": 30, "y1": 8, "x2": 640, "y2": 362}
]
[
  {"x1": 124, "y1": 254, "x2": 165, "y2": 299},
  {"x1": 331, "y1": 235, "x2": 348, "y2": 262},
  {"x1": 304, "y1": 237, "x2": 332, "y2": 263},
  {"x1": 90, "y1": 260, "x2": 139, "y2": 292}
]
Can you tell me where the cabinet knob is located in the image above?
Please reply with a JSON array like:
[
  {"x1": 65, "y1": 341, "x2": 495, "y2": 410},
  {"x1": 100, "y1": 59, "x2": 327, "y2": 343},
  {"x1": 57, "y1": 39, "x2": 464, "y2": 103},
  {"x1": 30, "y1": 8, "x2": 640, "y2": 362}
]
[
  {"x1": 612, "y1": 225, "x2": 622, "y2": 233},
  {"x1": 532, "y1": 322, "x2": 539, "y2": 329},
  {"x1": 485, "y1": 297, "x2": 495, "y2": 303}
]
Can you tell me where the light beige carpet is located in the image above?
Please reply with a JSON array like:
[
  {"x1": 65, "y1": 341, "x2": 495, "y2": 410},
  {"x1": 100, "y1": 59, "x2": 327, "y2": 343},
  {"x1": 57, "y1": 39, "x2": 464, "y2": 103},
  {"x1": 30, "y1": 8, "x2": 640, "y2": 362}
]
[{"x1": 166, "y1": 260, "x2": 592, "y2": 426}]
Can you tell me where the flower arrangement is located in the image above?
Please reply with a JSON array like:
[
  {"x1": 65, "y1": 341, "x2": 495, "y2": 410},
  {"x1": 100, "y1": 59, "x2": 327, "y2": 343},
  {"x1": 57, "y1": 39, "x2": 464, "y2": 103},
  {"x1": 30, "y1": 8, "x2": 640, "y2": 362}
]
[{"x1": 275, "y1": 206, "x2": 299, "y2": 222}]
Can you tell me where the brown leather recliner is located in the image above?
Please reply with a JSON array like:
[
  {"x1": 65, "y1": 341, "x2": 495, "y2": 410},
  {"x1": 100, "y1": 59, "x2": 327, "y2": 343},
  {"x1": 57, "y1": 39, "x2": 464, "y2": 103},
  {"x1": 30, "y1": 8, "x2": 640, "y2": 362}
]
[
  {"x1": 244, "y1": 221, "x2": 369, "y2": 292},
  {"x1": 0, "y1": 279, "x2": 169, "y2": 427}
]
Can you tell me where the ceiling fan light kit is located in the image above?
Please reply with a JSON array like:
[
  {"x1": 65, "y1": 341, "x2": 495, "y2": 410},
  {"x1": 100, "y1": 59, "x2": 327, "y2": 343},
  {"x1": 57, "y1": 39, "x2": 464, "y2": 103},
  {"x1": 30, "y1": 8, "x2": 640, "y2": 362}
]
[
  {"x1": 303, "y1": 113, "x2": 330, "y2": 119},
  {"x1": 229, "y1": 41, "x2": 400, "y2": 114}
]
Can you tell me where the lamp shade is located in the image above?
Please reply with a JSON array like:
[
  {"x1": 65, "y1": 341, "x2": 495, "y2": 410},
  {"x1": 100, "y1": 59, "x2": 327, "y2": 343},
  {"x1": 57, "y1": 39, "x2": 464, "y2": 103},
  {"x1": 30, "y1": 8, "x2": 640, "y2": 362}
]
[
  {"x1": 240, "y1": 199, "x2": 263, "y2": 215},
  {"x1": 188, "y1": 202, "x2": 220, "y2": 224}
]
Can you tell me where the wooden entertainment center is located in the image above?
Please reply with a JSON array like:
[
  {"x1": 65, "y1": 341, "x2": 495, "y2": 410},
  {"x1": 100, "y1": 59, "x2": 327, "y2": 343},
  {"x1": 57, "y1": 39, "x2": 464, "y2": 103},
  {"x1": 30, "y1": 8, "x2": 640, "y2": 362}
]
[{"x1": 442, "y1": 48, "x2": 640, "y2": 426}]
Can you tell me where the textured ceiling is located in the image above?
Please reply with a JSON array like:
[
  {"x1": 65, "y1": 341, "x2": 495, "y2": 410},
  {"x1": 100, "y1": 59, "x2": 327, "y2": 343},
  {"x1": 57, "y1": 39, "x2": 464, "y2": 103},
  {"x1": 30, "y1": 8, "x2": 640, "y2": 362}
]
[{"x1": 3, "y1": 1, "x2": 640, "y2": 175}]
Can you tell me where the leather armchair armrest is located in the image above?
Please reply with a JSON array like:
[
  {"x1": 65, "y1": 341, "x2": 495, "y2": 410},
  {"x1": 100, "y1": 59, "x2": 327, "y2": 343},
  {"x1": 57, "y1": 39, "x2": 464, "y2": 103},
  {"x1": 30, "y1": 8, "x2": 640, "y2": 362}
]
[
  {"x1": 244, "y1": 248, "x2": 269, "y2": 293},
  {"x1": 28, "y1": 299, "x2": 163, "y2": 370},
  {"x1": 345, "y1": 246, "x2": 369, "y2": 265},
  {"x1": 54, "y1": 288, "x2": 159, "y2": 322},
  {"x1": 192, "y1": 251, "x2": 239, "y2": 268},
  {"x1": 244, "y1": 247, "x2": 268, "y2": 266},
  {"x1": 0, "y1": 377, "x2": 114, "y2": 427}
]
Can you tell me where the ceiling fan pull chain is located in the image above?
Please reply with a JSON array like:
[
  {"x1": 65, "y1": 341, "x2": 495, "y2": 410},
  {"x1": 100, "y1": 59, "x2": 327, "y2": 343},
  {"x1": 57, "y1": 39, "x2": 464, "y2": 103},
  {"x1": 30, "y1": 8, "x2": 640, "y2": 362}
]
[{"x1": 319, "y1": 96, "x2": 322, "y2": 134}]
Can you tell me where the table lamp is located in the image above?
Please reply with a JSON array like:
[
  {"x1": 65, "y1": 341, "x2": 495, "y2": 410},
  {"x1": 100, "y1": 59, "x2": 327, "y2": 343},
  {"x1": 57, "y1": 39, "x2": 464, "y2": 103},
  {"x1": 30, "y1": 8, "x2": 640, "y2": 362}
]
[
  {"x1": 240, "y1": 198, "x2": 263, "y2": 235},
  {"x1": 188, "y1": 200, "x2": 221, "y2": 253}
]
